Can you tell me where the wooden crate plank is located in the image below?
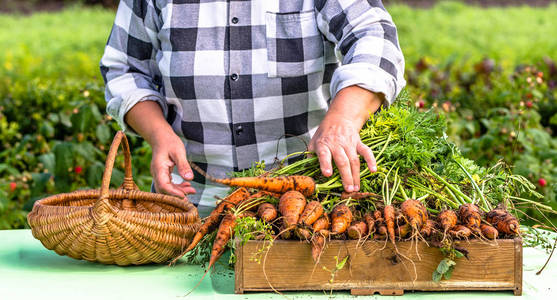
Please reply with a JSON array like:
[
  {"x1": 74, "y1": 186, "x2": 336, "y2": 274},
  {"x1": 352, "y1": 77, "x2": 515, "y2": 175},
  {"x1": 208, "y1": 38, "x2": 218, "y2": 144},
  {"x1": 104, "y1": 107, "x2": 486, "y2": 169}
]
[
  {"x1": 236, "y1": 239, "x2": 520, "y2": 294},
  {"x1": 514, "y1": 238, "x2": 523, "y2": 296}
]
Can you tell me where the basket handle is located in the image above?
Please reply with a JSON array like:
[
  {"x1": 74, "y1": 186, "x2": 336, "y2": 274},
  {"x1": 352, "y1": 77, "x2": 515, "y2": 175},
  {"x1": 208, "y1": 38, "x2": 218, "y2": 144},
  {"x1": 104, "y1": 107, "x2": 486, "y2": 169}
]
[{"x1": 99, "y1": 131, "x2": 135, "y2": 202}]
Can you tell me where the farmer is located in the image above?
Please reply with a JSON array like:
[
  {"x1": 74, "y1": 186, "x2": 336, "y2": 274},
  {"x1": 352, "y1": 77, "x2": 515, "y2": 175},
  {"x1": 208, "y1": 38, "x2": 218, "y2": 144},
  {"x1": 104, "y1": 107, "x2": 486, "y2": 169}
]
[{"x1": 100, "y1": 0, "x2": 405, "y2": 216}]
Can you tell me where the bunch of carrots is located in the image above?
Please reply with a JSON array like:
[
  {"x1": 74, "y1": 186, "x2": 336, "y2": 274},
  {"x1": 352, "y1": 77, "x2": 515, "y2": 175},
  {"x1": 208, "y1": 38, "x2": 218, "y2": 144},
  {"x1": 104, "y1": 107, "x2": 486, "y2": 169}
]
[{"x1": 172, "y1": 164, "x2": 521, "y2": 269}]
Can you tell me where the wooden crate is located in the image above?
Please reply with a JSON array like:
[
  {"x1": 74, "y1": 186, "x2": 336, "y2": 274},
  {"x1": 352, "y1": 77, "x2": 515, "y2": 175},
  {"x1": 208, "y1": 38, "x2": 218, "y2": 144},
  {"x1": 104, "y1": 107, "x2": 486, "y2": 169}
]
[{"x1": 235, "y1": 238, "x2": 522, "y2": 296}]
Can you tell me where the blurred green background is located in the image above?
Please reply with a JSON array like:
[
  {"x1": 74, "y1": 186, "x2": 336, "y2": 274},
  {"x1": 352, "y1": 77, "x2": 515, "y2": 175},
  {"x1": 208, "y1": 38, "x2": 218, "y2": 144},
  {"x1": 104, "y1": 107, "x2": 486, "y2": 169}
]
[{"x1": 0, "y1": 0, "x2": 556, "y2": 229}]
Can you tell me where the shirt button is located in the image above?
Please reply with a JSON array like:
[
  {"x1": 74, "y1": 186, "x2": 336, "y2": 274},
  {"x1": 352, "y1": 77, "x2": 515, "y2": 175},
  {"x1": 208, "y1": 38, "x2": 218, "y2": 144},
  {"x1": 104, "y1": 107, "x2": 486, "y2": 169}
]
[
  {"x1": 231, "y1": 17, "x2": 239, "y2": 24},
  {"x1": 230, "y1": 73, "x2": 239, "y2": 81},
  {"x1": 235, "y1": 125, "x2": 243, "y2": 135}
]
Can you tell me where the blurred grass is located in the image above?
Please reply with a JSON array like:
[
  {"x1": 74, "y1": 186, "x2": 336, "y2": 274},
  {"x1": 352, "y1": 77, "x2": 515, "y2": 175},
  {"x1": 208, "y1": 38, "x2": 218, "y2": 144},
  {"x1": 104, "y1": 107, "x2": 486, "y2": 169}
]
[
  {"x1": 392, "y1": 1, "x2": 557, "y2": 67},
  {"x1": 0, "y1": 7, "x2": 113, "y2": 80}
]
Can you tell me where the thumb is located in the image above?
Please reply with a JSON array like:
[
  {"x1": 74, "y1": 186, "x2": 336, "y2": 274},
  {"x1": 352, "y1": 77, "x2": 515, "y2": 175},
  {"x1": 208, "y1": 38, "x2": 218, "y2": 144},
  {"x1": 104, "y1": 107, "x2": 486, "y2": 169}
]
[{"x1": 169, "y1": 150, "x2": 194, "y2": 181}]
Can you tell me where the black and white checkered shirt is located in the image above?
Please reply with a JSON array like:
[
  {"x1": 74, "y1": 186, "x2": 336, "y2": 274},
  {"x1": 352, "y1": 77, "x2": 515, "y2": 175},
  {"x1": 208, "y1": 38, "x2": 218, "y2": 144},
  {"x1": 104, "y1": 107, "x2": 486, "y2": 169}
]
[{"x1": 100, "y1": 0, "x2": 405, "y2": 216}]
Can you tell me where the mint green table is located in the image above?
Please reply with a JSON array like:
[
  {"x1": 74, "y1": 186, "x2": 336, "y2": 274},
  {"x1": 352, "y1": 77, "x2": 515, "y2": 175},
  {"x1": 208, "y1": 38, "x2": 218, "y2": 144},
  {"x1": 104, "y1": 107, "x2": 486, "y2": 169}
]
[{"x1": 0, "y1": 229, "x2": 554, "y2": 299}]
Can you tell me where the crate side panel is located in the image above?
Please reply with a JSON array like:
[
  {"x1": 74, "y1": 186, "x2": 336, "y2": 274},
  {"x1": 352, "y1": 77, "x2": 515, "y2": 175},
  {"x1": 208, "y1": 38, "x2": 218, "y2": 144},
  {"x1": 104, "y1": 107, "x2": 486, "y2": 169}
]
[{"x1": 240, "y1": 239, "x2": 516, "y2": 291}]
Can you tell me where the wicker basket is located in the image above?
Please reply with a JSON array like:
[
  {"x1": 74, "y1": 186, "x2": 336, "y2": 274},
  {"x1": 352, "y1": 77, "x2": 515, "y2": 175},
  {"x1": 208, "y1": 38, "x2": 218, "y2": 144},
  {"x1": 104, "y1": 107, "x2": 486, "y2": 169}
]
[{"x1": 27, "y1": 131, "x2": 201, "y2": 265}]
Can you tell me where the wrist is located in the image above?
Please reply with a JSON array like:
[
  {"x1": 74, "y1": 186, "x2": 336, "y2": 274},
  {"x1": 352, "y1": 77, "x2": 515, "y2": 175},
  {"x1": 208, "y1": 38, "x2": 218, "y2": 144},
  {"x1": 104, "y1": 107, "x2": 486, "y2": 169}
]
[{"x1": 326, "y1": 85, "x2": 383, "y2": 129}]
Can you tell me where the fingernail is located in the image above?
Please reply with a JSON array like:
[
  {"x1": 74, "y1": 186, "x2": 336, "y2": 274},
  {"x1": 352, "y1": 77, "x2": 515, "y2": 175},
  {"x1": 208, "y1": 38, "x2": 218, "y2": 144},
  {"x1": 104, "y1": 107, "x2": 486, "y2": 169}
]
[
  {"x1": 324, "y1": 169, "x2": 332, "y2": 176},
  {"x1": 184, "y1": 172, "x2": 193, "y2": 178},
  {"x1": 355, "y1": 185, "x2": 360, "y2": 191},
  {"x1": 347, "y1": 185, "x2": 354, "y2": 192},
  {"x1": 371, "y1": 166, "x2": 377, "y2": 172}
]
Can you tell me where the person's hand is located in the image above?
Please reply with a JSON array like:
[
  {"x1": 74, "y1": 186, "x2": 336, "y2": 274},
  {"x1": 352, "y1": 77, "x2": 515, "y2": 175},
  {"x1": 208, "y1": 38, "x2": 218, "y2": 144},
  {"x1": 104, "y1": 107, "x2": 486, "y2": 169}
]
[
  {"x1": 124, "y1": 100, "x2": 196, "y2": 198},
  {"x1": 150, "y1": 130, "x2": 196, "y2": 197},
  {"x1": 308, "y1": 86, "x2": 383, "y2": 192},
  {"x1": 308, "y1": 115, "x2": 376, "y2": 192}
]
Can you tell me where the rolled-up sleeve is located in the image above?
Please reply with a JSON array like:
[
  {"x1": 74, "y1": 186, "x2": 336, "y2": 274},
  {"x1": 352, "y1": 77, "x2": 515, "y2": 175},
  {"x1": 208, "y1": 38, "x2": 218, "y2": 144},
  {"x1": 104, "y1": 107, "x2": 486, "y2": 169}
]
[
  {"x1": 315, "y1": 0, "x2": 406, "y2": 105},
  {"x1": 100, "y1": 0, "x2": 167, "y2": 133}
]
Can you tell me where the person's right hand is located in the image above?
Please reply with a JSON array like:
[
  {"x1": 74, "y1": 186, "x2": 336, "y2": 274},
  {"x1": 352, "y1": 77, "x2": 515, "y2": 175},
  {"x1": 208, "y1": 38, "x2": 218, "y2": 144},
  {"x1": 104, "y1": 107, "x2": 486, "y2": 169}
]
[{"x1": 150, "y1": 130, "x2": 196, "y2": 197}]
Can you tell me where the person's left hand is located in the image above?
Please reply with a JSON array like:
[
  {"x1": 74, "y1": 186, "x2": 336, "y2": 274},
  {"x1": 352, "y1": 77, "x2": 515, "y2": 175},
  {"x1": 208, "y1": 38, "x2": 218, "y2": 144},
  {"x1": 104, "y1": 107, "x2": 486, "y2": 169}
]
[{"x1": 308, "y1": 86, "x2": 382, "y2": 192}]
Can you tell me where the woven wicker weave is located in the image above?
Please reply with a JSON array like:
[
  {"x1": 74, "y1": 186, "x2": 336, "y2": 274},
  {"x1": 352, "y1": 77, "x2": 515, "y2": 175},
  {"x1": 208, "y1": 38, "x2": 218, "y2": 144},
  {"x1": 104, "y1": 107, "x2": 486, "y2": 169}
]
[{"x1": 27, "y1": 131, "x2": 201, "y2": 265}]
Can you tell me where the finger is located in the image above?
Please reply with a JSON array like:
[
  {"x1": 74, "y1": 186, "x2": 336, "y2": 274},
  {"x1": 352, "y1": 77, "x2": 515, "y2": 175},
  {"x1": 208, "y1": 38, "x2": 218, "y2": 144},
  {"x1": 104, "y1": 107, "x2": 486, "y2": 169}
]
[
  {"x1": 331, "y1": 147, "x2": 354, "y2": 192},
  {"x1": 176, "y1": 181, "x2": 197, "y2": 195},
  {"x1": 315, "y1": 144, "x2": 333, "y2": 177},
  {"x1": 154, "y1": 160, "x2": 186, "y2": 198},
  {"x1": 169, "y1": 150, "x2": 194, "y2": 181},
  {"x1": 357, "y1": 141, "x2": 377, "y2": 173},
  {"x1": 344, "y1": 146, "x2": 360, "y2": 191}
]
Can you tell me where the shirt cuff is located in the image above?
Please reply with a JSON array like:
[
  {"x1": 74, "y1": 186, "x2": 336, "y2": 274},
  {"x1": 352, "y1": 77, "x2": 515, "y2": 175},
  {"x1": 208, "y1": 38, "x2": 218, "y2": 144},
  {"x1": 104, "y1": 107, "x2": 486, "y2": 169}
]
[
  {"x1": 330, "y1": 62, "x2": 403, "y2": 106},
  {"x1": 106, "y1": 88, "x2": 168, "y2": 136}
]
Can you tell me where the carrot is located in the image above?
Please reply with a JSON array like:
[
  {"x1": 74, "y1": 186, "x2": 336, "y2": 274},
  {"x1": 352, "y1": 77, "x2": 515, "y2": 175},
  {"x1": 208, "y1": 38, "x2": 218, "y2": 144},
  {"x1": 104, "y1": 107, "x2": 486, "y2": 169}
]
[
  {"x1": 458, "y1": 203, "x2": 482, "y2": 234},
  {"x1": 486, "y1": 208, "x2": 520, "y2": 235},
  {"x1": 450, "y1": 225, "x2": 472, "y2": 239},
  {"x1": 257, "y1": 203, "x2": 278, "y2": 223},
  {"x1": 331, "y1": 204, "x2": 353, "y2": 234},
  {"x1": 190, "y1": 163, "x2": 315, "y2": 197},
  {"x1": 384, "y1": 205, "x2": 396, "y2": 243},
  {"x1": 312, "y1": 213, "x2": 330, "y2": 233},
  {"x1": 340, "y1": 191, "x2": 380, "y2": 200},
  {"x1": 174, "y1": 187, "x2": 249, "y2": 258},
  {"x1": 396, "y1": 223, "x2": 411, "y2": 239},
  {"x1": 400, "y1": 199, "x2": 428, "y2": 230},
  {"x1": 299, "y1": 201, "x2": 324, "y2": 226},
  {"x1": 420, "y1": 219, "x2": 436, "y2": 237},
  {"x1": 377, "y1": 224, "x2": 388, "y2": 236},
  {"x1": 438, "y1": 210, "x2": 457, "y2": 233},
  {"x1": 295, "y1": 227, "x2": 312, "y2": 240},
  {"x1": 239, "y1": 210, "x2": 256, "y2": 218},
  {"x1": 480, "y1": 223, "x2": 499, "y2": 239},
  {"x1": 311, "y1": 233, "x2": 326, "y2": 263},
  {"x1": 373, "y1": 210, "x2": 383, "y2": 222},
  {"x1": 347, "y1": 221, "x2": 368, "y2": 240},
  {"x1": 278, "y1": 191, "x2": 307, "y2": 229},
  {"x1": 208, "y1": 213, "x2": 237, "y2": 269},
  {"x1": 364, "y1": 213, "x2": 375, "y2": 235}
]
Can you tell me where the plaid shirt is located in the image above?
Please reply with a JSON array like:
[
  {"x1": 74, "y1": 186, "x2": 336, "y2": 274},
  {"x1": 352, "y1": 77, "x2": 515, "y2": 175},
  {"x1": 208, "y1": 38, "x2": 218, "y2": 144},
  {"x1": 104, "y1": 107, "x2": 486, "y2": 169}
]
[{"x1": 100, "y1": 0, "x2": 405, "y2": 216}]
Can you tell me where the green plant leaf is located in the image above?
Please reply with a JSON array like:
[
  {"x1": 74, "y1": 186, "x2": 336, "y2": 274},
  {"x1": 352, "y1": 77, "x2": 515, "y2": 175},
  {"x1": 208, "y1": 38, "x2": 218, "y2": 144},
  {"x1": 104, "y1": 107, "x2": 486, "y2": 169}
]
[
  {"x1": 336, "y1": 255, "x2": 349, "y2": 270},
  {"x1": 432, "y1": 271, "x2": 442, "y2": 282},
  {"x1": 96, "y1": 124, "x2": 111, "y2": 144}
]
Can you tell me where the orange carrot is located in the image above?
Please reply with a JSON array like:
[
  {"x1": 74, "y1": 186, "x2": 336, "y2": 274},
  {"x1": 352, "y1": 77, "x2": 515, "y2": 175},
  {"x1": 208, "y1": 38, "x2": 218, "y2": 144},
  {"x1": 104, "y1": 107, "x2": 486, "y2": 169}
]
[
  {"x1": 295, "y1": 227, "x2": 312, "y2": 240},
  {"x1": 364, "y1": 213, "x2": 375, "y2": 235},
  {"x1": 420, "y1": 219, "x2": 436, "y2": 237},
  {"x1": 331, "y1": 204, "x2": 353, "y2": 234},
  {"x1": 384, "y1": 205, "x2": 396, "y2": 243},
  {"x1": 373, "y1": 210, "x2": 383, "y2": 222},
  {"x1": 400, "y1": 199, "x2": 428, "y2": 230},
  {"x1": 208, "y1": 213, "x2": 237, "y2": 269},
  {"x1": 176, "y1": 187, "x2": 249, "y2": 257},
  {"x1": 278, "y1": 191, "x2": 306, "y2": 229},
  {"x1": 480, "y1": 223, "x2": 499, "y2": 239},
  {"x1": 311, "y1": 233, "x2": 326, "y2": 263},
  {"x1": 396, "y1": 223, "x2": 412, "y2": 239},
  {"x1": 347, "y1": 221, "x2": 368, "y2": 239},
  {"x1": 190, "y1": 163, "x2": 315, "y2": 197},
  {"x1": 257, "y1": 203, "x2": 277, "y2": 223},
  {"x1": 486, "y1": 209, "x2": 520, "y2": 235},
  {"x1": 312, "y1": 213, "x2": 330, "y2": 233},
  {"x1": 438, "y1": 210, "x2": 457, "y2": 233},
  {"x1": 299, "y1": 201, "x2": 324, "y2": 226},
  {"x1": 238, "y1": 210, "x2": 256, "y2": 218},
  {"x1": 377, "y1": 225, "x2": 387, "y2": 236},
  {"x1": 450, "y1": 225, "x2": 472, "y2": 239},
  {"x1": 458, "y1": 203, "x2": 482, "y2": 234}
]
